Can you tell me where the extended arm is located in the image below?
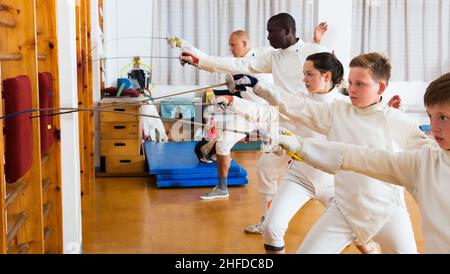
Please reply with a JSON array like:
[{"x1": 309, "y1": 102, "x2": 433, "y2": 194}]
[
  {"x1": 278, "y1": 135, "x2": 421, "y2": 194},
  {"x1": 226, "y1": 73, "x2": 333, "y2": 135}
]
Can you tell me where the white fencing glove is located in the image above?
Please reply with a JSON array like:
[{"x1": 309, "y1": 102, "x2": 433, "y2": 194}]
[
  {"x1": 278, "y1": 128, "x2": 304, "y2": 161},
  {"x1": 140, "y1": 104, "x2": 169, "y2": 142},
  {"x1": 225, "y1": 73, "x2": 259, "y2": 93}
]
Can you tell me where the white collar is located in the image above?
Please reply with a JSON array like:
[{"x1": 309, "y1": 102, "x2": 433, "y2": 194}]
[
  {"x1": 244, "y1": 48, "x2": 256, "y2": 58},
  {"x1": 309, "y1": 88, "x2": 337, "y2": 103},
  {"x1": 282, "y1": 39, "x2": 305, "y2": 53},
  {"x1": 354, "y1": 99, "x2": 386, "y2": 115}
]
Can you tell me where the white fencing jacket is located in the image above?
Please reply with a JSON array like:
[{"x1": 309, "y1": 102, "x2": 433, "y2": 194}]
[
  {"x1": 253, "y1": 83, "x2": 434, "y2": 242},
  {"x1": 231, "y1": 89, "x2": 347, "y2": 192},
  {"x1": 186, "y1": 44, "x2": 274, "y2": 105},
  {"x1": 198, "y1": 39, "x2": 328, "y2": 137},
  {"x1": 199, "y1": 39, "x2": 327, "y2": 95},
  {"x1": 298, "y1": 139, "x2": 449, "y2": 253}
]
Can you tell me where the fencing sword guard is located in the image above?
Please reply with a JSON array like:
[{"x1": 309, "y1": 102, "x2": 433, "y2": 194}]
[{"x1": 225, "y1": 73, "x2": 236, "y2": 93}]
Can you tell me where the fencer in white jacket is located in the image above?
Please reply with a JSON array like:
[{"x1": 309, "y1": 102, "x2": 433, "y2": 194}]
[
  {"x1": 228, "y1": 52, "x2": 435, "y2": 253},
  {"x1": 280, "y1": 129, "x2": 449, "y2": 254},
  {"x1": 178, "y1": 13, "x2": 329, "y2": 233},
  {"x1": 276, "y1": 73, "x2": 450, "y2": 253},
  {"x1": 226, "y1": 53, "x2": 379, "y2": 254},
  {"x1": 231, "y1": 91, "x2": 342, "y2": 253},
  {"x1": 169, "y1": 31, "x2": 276, "y2": 234}
]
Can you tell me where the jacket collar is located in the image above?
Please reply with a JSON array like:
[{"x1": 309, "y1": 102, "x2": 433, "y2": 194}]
[
  {"x1": 354, "y1": 98, "x2": 386, "y2": 115},
  {"x1": 283, "y1": 38, "x2": 304, "y2": 53},
  {"x1": 309, "y1": 88, "x2": 338, "y2": 103},
  {"x1": 244, "y1": 48, "x2": 256, "y2": 58}
]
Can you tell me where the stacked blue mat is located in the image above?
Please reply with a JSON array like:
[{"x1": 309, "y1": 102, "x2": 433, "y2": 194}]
[{"x1": 144, "y1": 142, "x2": 248, "y2": 188}]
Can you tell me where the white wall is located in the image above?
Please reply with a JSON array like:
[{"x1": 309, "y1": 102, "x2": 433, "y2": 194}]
[
  {"x1": 103, "y1": 0, "x2": 234, "y2": 101},
  {"x1": 103, "y1": 0, "x2": 153, "y2": 88},
  {"x1": 314, "y1": 0, "x2": 429, "y2": 126},
  {"x1": 384, "y1": 81, "x2": 429, "y2": 125},
  {"x1": 314, "y1": 0, "x2": 353, "y2": 71},
  {"x1": 57, "y1": 0, "x2": 82, "y2": 254}
]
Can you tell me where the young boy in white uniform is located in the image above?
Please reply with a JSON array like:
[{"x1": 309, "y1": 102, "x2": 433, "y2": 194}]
[
  {"x1": 227, "y1": 52, "x2": 434, "y2": 253},
  {"x1": 177, "y1": 13, "x2": 329, "y2": 233},
  {"x1": 277, "y1": 72, "x2": 450, "y2": 253},
  {"x1": 223, "y1": 52, "x2": 379, "y2": 254}
]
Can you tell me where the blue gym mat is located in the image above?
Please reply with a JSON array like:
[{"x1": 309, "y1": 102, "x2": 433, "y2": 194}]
[
  {"x1": 156, "y1": 170, "x2": 247, "y2": 180},
  {"x1": 144, "y1": 141, "x2": 248, "y2": 188},
  {"x1": 156, "y1": 177, "x2": 248, "y2": 188}
]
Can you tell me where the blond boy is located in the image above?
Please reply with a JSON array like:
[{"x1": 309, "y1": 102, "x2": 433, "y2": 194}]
[{"x1": 278, "y1": 72, "x2": 450, "y2": 253}]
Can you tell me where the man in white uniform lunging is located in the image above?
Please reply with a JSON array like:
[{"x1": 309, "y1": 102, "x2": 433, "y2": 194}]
[{"x1": 169, "y1": 15, "x2": 328, "y2": 234}]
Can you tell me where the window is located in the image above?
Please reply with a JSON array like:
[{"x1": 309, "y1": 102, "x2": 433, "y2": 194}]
[
  {"x1": 352, "y1": 0, "x2": 450, "y2": 81},
  {"x1": 150, "y1": 0, "x2": 315, "y2": 85}
]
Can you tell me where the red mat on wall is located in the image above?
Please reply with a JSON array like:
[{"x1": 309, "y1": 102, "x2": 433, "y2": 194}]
[
  {"x1": 3, "y1": 75, "x2": 33, "y2": 183},
  {"x1": 38, "y1": 72, "x2": 55, "y2": 154}
]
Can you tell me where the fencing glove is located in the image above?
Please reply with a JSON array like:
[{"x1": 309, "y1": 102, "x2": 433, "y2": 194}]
[
  {"x1": 179, "y1": 52, "x2": 199, "y2": 67},
  {"x1": 167, "y1": 36, "x2": 185, "y2": 48},
  {"x1": 214, "y1": 95, "x2": 233, "y2": 110},
  {"x1": 140, "y1": 104, "x2": 169, "y2": 142},
  {"x1": 225, "y1": 73, "x2": 259, "y2": 93},
  {"x1": 278, "y1": 128, "x2": 304, "y2": 161}
]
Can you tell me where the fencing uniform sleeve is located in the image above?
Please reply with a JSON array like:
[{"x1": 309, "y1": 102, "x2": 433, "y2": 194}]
[
  {"x1": 229, "y1": 96, "x2": 279, "y2": 125},
  {"x1": 253, "y1": 82, "x2": 333, "y2": 135},
  {"x1": 300, "y1": 138, "x2": 421, "y2": 195},
  {"x1": 194, "y1": 49, "x2": 273, "y2": 74},
  {"x1": 404, "y1": 124, "x2": 438, "y2": 150}
]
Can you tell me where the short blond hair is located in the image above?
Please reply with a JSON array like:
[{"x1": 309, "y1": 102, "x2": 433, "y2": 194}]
[{"x1": 350, "y1": 52, "x2": 391, "y2": 84}]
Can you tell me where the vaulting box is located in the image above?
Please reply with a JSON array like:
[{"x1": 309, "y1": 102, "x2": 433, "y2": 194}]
[
  {"x1": 100, "y1": 122, "x2": 140, "y2": 139},
  {"x1": 105, "y1": 155, "x2": 145, "y2": 173},
  {"x1": 100, "y1": 105, "x2": 140, "y2": 122},
  {"x1": 100, "y1": 139, "x2": 141, "y2": 156}
]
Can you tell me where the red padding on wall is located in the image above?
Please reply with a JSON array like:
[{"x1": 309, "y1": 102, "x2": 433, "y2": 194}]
[
  {"x1": 38, "y1": 72, "x2": 55, "y2": 154},
  {"x1": 3, "y1": 75, "x2": 33, "y2": 183}
]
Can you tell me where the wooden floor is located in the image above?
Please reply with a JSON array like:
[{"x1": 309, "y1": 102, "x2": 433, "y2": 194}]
[{"x1": 82, "y1": 150, "x2": 424, "y2": 254}]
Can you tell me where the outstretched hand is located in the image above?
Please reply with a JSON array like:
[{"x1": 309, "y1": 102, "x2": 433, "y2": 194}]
[
  {"x1": 215, "y1": 96, "x2": 233, "y2": 110},
  {"x1": 388, "y1": 95, "x2": 401, "y2": 109},
  {"x1": 179, "y1": 52, "x2": 199, "y2": 67},
  {"x1": 278, "y1": 128, "x2": 304, "y2": 161},
  {"x1": 167, "y1": 36, "x2": 184, "y2": 48},
  {"x1": 313, "y1": 22, "x2": 328, "y2": 44}
]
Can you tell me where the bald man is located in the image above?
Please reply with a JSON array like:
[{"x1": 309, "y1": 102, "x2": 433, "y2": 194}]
[{"x1": 228, "y1": 30, "x2": 251, "y2": 58}]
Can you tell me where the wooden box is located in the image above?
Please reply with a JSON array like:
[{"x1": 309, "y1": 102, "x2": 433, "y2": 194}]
[
  {"x1": 105, "y1": 155, "x2": 145, "y2": 173},
  {"x1": 100, "y1": 121, "x2": 140, "y2": 139},
  {"x1": 100, "y1": 139, "x2": 141, "y2": 156},
  {"x1": 99, "y1": 105, "x2": 140, "y2": 122}
]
